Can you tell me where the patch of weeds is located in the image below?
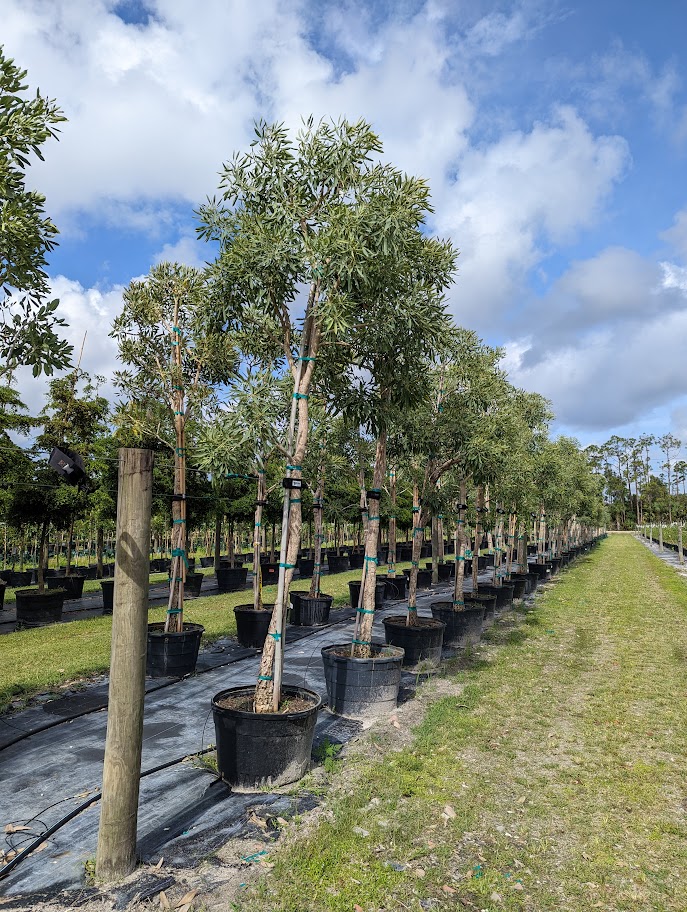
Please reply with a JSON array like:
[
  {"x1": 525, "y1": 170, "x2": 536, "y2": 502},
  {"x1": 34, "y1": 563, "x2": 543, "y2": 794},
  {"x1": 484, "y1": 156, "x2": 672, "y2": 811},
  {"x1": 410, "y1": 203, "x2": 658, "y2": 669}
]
[
  {"x1": 313, "y1": 737, "x2": 343, "y2": 773},
  {"x1": 83, "y1": 856, "x2": 96, "y2": 885},
  {"x1": 193, "y1": 750, "x2": 218, "y2": 774}
]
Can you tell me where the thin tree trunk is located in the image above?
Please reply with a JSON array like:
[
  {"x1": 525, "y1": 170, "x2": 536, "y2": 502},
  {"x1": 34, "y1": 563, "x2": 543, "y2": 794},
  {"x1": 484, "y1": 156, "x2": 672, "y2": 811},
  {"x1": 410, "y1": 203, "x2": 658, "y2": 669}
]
[
  {"x1": 452, "y1": 479, "x2": 468, "y2": 609},
  {"x1": 253, "y1": 472, "x2": 266, "y2": 609},
  {"x1": 405, "y1": 481, "x2": 423, "y2": 628},
  {"x1": 472, "y1": 485, "x2": 484, "y2": 594},
  {"x1": 388, "y1": 466, "x2": 397, "y2": 579}
]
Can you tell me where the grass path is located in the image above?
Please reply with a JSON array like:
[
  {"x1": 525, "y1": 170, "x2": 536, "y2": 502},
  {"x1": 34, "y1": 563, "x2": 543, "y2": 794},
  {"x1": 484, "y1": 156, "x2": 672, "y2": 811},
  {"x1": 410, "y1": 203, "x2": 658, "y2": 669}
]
[{"x1": 239, "y1": 536, "x2": 687, "y2": 912}]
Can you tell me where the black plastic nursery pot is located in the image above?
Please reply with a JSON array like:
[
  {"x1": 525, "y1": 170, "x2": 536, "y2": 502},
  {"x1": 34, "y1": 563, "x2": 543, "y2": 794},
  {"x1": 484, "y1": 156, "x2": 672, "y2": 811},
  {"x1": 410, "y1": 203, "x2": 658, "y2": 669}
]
[
  {"x1": 321, "y1": 643, "x2": 404, "y2": 719},
  {"x1": 478, "y1": 583, "x2": 515, "y2": 610},
  {"x1": 291, "y1": 592, "x2": 333, "y2": 626},
  {"x1": 200, "y1": 556, "x2": 214, "y2": 568},
  {"x1": 377, "y1": 547, "x2": 389, "y2": 565},
  {"x1": 184, "y1": 571, "x2": 204, "y2": 598},
  {"x1": 529, "y1": 562, "x2": 550, "y2": 580},
  {"x1": 348, "y1": 553, "x2": 365, "y2": 570},
  {"x1": 383, "y1": 576, "x2": 407, "y2": 600},
  {"x1": 424, "y1": 562, "x2": 454, "y2": 581},
  {"x1": 9, "y1": 570, "x2": 32, "y2": 588},
  {"x1": 15, "y1": 588, "x2": 65, "y2": 627},
  {"x1": 508, "y1": 572, "x2": 532, "y2": 595},
  {"x1": 327, "y1": 555, "x2": 350, "y2": 574},
  {"x1": 549, "y1": 557, "x2": 562, "y2": 575},
  {"x1": 468, "y1": 597, "x2": 495, "y2": 629},
  {"x1": 298, "y1": 558, "x2": 315, "y2": 577},
  {"x1": 260, "y1": 562, "x2": 279, "y2": 584},
  {"x1": 382, "y1": 615, "x2": 445, "y2": 672},
  {"x1": 431, "y1": 601, "x2": 484, "y2": 647},
  {"x1": 0, "y1": 581, "x2": 5, "y2": 611},
  {"x1": 146, "y1": 622, "x2": 204, "y2": 678},
  {"x1": 402, "y1": 568, "x2": 433, "y2": 588},
  {"x1": 216, "y1": 565, "x2": 248, "y2": 593},
  {"x1": 47, "y1": 573, "x2": 85, "y2": 600},
  {"x1": 348, "y1": 579, "x2": 386, "y2": 610},
  {"x1": 506, "y1": 576, "x2": 528, "y2": 600},
  {"x1": 100, "y1": 578, "x2": 114, "y2": 614},
  {"x1": 234, "y1": 604, "x2": 274, "y2": 649},
  {"x1": 45, "y1": 568, "x2": 66, "y2": 578},
  {"x1": 0, "y1": 569, "x2": 11, "y2": 583},
  {"x1": 212, "y1": 684, "x2": 321, "y2": 790}
]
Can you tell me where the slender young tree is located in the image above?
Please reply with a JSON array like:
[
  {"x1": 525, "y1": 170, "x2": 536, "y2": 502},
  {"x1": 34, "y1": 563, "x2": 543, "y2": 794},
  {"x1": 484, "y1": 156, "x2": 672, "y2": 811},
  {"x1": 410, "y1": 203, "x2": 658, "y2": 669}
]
[{"x1": 111, "y1": 262, "x2": 236, "y2": 633}]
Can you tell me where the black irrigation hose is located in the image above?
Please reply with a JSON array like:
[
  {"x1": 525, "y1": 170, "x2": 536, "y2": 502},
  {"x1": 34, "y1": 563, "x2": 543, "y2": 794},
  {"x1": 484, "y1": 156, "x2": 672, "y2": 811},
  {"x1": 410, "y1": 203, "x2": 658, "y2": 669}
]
[{"x1": 0, "y1": 747, "x2": 217, "y2": 882}]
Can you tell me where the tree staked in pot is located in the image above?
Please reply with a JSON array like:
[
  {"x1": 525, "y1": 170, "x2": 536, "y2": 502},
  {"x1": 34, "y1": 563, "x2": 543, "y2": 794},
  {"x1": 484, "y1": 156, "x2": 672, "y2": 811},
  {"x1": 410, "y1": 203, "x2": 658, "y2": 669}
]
[{"x1": 111, "y1": 263, "x2": 234, "y2": 654}]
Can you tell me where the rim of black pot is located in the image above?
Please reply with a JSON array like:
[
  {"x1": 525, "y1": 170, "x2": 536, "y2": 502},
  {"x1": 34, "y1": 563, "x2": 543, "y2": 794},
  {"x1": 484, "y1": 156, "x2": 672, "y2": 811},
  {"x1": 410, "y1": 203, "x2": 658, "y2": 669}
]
[
  {"x1": 233, "y1": 603, "x2": 274, "y2": 612},
  {"x1": 147, "y1": 621, "x2": 205, "y2": 636},
  {"x1": 298, "y1": 591, "x2": 333, "y2": 601},
  {"x1": 211, "y1": 683, "x2": 321, "y2": 719},
  {"x1": 383, "y1": 614, "x2": 445, "y2": 630},
  {"x1": 15, "y1": 587, "x2": 66, "y2": 597},
  {"x1": 321, "y1": 642, "x2": 404, "y2": 661}
]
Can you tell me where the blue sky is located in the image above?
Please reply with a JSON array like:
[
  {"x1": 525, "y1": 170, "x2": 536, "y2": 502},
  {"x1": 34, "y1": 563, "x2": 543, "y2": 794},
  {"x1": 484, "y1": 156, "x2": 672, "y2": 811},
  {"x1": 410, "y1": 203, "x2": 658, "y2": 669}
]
[{"x1": 4, "y1": 0, "x2": 687, "y2": 448}]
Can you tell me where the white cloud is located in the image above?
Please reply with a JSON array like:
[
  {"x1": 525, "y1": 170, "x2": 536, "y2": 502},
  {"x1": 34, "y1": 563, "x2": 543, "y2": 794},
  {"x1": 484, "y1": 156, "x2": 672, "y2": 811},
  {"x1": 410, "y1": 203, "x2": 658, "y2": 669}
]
[
  {"x1": 13, "y1": 276, "x2": 124, "y2": 419},
  {"x1": 661, "y1": 208, "x2": 687, "y2": 262}
]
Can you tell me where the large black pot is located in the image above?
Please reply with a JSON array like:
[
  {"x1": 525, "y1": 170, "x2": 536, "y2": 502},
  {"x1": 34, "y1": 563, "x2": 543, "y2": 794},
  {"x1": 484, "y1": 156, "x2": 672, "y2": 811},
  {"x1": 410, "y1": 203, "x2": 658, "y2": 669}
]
[
  {"x1": 48, "y1": 574, "x2": 85, "y2": 600},
  {"x1": 298, "y1": 558, "x2": 315, "y2": 577},
  {"x1": 420, "y1": 544, "x2": 431, "y2": 558},
  {"x1": 505, "y1": 576, "x2": 528, "y2": 599},
  {"x1": 397, "y1": 544, "x2": 413, "y2": 561},
  {"x1": 216, "y1": 565, "x2": 248, "y2": 593},
  {"x1": 0, "y1": 569, "x2": 11, "y2": 583},
  {"x1": 348, "y1": 553, "x2": 365, "y2": 570},
  {"x1": 45, "y1": 568, "x2": 66, "y2": 578},
  {"x1": 146, "y1": 622, "x2": 204, "y2": 678},
  {"x1": 233, "y1": 604, "x2": 274, "y2": 648},
  {"x1": 383, "y1": 615, "x2": 445, "y2": 671},
  {"x1": 529, "y1": 562, "x2": 550, "y2": 580},
  {"x1": 9, "y1": 570, "x2": 32, "y2": 588},
  {"x1": 403, "y1": 568, "x2": 433, "y2": 588},
  {"x1": 508, "y1": 572, "x2": 532, "y2": 595},
  {"x1": 467, "y1": 596, "x2": 495, "y2": 629},
  {"x1": 348, "y1": 579, "x2": 386, "y2": 610},
  {"x1": 321, "y1": 643, "x2": 404, "y2": 719},
  {"x1": 200, "y1": 556, "x2": 214, "y2": 568},
  {"x1": 0, "y1": 581, "x2": 5, "y2": 611},
  {"x1": 212, "y1": 684, "x2": 321, "y2": 790},
  {"x1": 425, "y1": 561, "x2": 454, "y2": 581},
  {"x1": 430, "y1": 601, "x2": 484, "y2": 647},
  {"x1": 549, "y1": 557, "x2": 562, "y2": 575},
  {"x1": 327, "y1": 555, "x2": 349, "y2": 574},
  {"x1": 260, "y1": 562, "x2": 279, "y2": 584},
  {"x1": 291, "y1": 592, "x2": 333, "y2": 626},
  {"x1": 377, "y1": 547, "x2": 389, "y2": 565},
  {"x1": 16, "y1": 588, "x2": 65, "y2": 627},
  {"x1": 383, "y1": 576, "x2": 407, "y2": 600},
  {"x1": 478, "y1": 583, "x2": 515, "y2": 610},
  {"x1": 184, "y1": 571, "x2": 204, "y2": 598},
  {"x1": 101, "y1": 578, "x2": 114, "y2": 613}
]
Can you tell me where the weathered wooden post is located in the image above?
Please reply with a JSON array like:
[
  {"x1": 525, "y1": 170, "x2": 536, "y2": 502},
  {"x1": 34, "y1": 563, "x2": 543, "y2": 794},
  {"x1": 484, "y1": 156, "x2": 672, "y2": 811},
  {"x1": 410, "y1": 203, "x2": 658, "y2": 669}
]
[
  {"x1": 96, "y1": 448, "x2": 153, "y2": 880},
  {"x1": 679, "y1": 523, "x2": 684, "y2": 566}
]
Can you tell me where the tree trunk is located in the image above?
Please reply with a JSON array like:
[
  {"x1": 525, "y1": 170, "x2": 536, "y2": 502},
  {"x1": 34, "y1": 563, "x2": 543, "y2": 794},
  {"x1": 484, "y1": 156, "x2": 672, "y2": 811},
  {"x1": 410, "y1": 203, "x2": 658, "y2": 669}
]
[
  {"x1": 452, "y1": 479, "x2": 468, "y2": 609},
  {"x1": 431, "y1": 514, "x2": 439, "y2": 584},
  {"x1": 37, "y1": 520, "x2": 48, "y2": 592},
  {"x1": 388, "y1": 466, "x2": 397, "y2": 579},
  {"x1": 214, "y1": 511, "x2": 222, "y2": 574},
  {"x1": 405, "y1": 481, "x2": 423, "y2": 628},
  {"x1": 309, "y1": 465, "x2": 325, "y2": 598},
  {"x1": 253, "y1": 472, "x2": 266, "y2": 609},
  {"x1": 472, "y1": 485, "x2": 485, "y2": 594},
  {"x1": 351, "y1": 432, "x2": 387, "y2": 654}
]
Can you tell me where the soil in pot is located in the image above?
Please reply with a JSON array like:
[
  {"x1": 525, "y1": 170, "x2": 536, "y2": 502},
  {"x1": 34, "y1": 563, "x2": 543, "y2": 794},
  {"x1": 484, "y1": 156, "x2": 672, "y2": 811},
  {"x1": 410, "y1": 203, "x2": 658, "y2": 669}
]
[
  {"x1": 47, "y1": 574, "x2": 85, "y2": 600},
  {"x1": 348, "y1": 579, "x2": 386, "y2": 610},
  {"x1": 383, "y1": 615, "x2": 445, "y2": 672},
  {"x1": 101, "y1": 578, "x2": 114, "y2": 613},
  {"x1": 184, "y1": 571, "x2": 204, "y2": 598},
  {"x1": 291, "y1": 593, "x2": 333, "y2": 626},
  {"x1": 146, "y1": 622, "x2": 204, "y2": 678},
  {"x1": 212, "y1": 684, "x2": 321, "y2": 790},
  {"x1": 216, "y1": 565, "x2": 248, "y2": 593},
  {"x1": 233, "y1": 604, "x2": 274, "y2": 649},
  {"x1": 15, "y1": 588, "x2": 65, "y2": 627},
  {"x1": 321, "y1": 643, "x2": 404, "y2": 719},
  {"x1": 430, "y1": 601, "x2": 484, "y2": 647}
]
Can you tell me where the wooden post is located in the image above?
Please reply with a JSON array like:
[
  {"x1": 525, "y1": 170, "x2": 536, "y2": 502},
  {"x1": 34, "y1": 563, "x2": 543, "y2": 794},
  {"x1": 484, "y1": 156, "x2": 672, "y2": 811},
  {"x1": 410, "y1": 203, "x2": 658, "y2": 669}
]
[
  {"x1": 96, "y1": 448, "x2": 153, "y2": 881},
  {"x1": 679, "y1": 523, "x2": 684, "y2": 566}
]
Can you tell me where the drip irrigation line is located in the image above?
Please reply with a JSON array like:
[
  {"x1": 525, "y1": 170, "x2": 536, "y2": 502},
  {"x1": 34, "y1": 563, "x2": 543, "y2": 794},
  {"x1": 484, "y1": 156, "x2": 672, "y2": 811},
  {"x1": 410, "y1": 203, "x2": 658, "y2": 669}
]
[{"x1": 0, "y1": 745, "x2": 217, "y2": 882}]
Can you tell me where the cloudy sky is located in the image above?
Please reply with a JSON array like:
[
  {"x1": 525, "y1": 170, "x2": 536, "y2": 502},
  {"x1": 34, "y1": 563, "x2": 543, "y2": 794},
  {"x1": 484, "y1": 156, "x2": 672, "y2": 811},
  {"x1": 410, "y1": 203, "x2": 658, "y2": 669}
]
[{"x1": 5, "y1": 0, "x2": 687, "y2": 446}]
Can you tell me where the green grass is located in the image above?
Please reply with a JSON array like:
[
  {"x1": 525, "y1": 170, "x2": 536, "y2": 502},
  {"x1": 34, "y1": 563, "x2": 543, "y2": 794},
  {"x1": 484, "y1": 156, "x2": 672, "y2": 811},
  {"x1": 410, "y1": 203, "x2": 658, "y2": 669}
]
[
  {"x1": 0, "y1": 562, "x2": 415, "y2": 713},
  {"x1": 236, "y1": 535, "x2": 687, "y2": 912}
]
